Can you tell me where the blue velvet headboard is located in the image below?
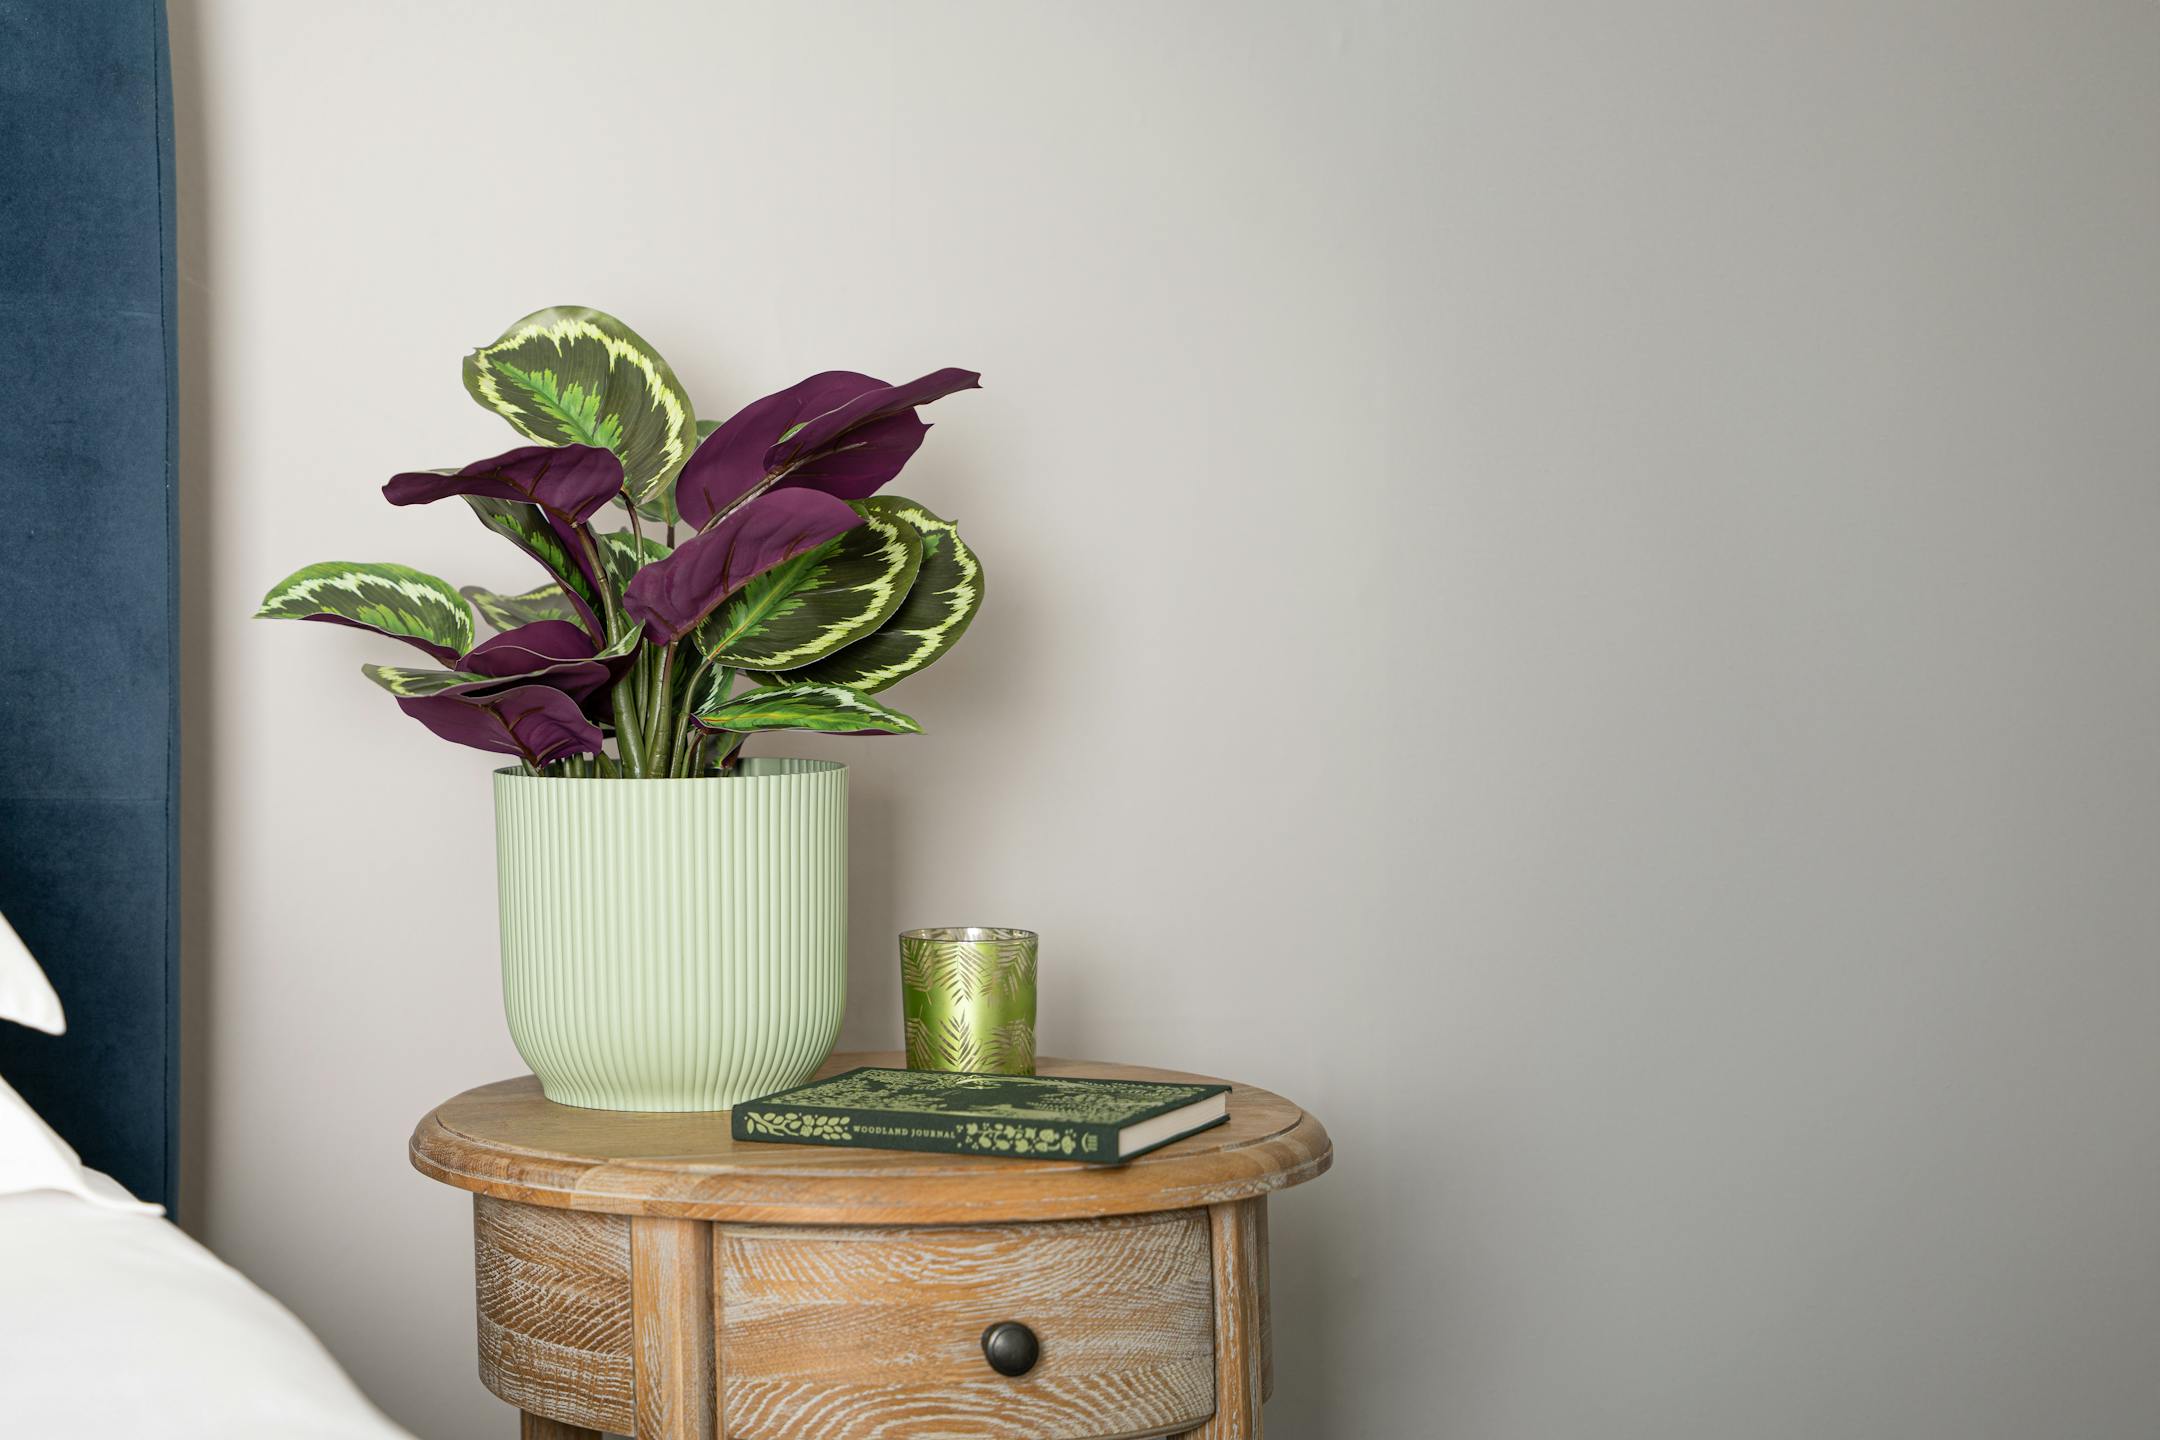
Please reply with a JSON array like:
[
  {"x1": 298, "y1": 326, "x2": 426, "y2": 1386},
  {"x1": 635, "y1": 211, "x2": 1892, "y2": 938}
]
[{"x1": 0, "y1": 0, "x2": 181, "y2": 1215}]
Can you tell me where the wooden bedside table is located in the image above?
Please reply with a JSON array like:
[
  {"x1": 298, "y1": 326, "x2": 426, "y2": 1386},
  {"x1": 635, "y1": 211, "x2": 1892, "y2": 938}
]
[{"x1": 410, "y1": 1052, "x2": 1332, "y2": 1440}]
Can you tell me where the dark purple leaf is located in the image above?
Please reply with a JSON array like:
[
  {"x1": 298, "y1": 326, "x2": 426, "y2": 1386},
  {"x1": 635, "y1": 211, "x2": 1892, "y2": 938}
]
[
  {"x1": 675, "y1": 372, "x2": 883, "y2": 529},
  {"x1": 365, "y1": 618, "x2": 634, "y2": 708},
  {"x1": 397, "y1": 684, "x2": 605, "y2": 766},
  {"x1": 384, "y1": 444, "x2": 625, "y2": 524},
  {"x1": 463, "y1": 620, "x2": 596, "y2": 674},
  {"x1": 776, "y1": 411, "x2": 929, "y2": 501},
  {"x1": 460, "y1": 620, "x2": 629, "y2": 701},
  {"x1": 762, "y1": 367, "x2": 979, "y2": 473},
  {"x1": 622, "y1": 490, "x2": 864, "y2": 645}
]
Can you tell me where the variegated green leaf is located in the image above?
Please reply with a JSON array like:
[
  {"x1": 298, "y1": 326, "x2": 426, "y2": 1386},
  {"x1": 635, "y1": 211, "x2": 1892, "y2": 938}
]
[
  {"x1": 460, "y1": 582, "x2": 582, "y2": 634},
  {"x1": 692, "y1": 682, "x2": 921, "y2": 735},
  {"x1": 256, "y1": 561, "x2": 473, "y2": 664},
  {"x1": 683, "y1": 656, "x2": 736, "y2": 716},
  {"x1": 597, "y1": 528, "x2": 672, "y2": 589},
  {"x1": 693, "y1": 500, "x2": 922, "y2": 670},
  {"x1": 360, "y1": 663, "x2": 484, "y2": 698},
  {"x1": 465, "y1": 497, "x2": 603, "y2": 623},
  {"x1": 463, "y1": 307, "x2": 698, "y2": 522},
  {"x1": 757, "y1": 499, "x2": 981, "y2": 693}
]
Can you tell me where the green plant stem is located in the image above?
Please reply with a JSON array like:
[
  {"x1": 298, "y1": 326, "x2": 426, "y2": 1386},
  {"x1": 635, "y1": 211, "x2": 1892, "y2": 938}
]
[
  {"x1": 575, "y1": 525, "x2": 648, "y2": 777},
  {"x1": 622, "y1": 514, "x2": 651, "y2": 720},
  {"x1": 612, "y1": 678, "x2": 649, "y2": 776},
  {"x1": 668, "y1": 656, "x2": 726, "y2": 776},
  {"x1": 624, "y1": 630, "x2": 648, "y2": 727},
  {"x1": 647, "y1": 641, "x2": 676, "y2": 763}
]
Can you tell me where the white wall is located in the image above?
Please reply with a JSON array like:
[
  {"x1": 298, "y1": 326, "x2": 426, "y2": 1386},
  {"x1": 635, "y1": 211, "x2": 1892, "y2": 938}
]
[{"x1": 172, "y1": 3, "x2": 2159, "y2": 1437}]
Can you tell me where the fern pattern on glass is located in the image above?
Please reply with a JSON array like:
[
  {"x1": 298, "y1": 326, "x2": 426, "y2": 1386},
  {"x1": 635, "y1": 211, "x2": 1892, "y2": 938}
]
[{"x1": 898, "y1": 928, "x2": 1037, "y2": 1076}]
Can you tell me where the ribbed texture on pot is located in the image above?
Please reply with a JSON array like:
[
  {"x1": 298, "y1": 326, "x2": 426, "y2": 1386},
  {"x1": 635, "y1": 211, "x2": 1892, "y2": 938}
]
[{"x1": 493, "y1": 759, "x2": 847, "y2": 1111}]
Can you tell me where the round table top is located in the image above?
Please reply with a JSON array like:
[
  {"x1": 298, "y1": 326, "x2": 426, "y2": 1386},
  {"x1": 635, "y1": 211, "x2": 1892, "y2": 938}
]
[{"x1": 409, "y1": 1052, "x2": 1332, "y2": 1225}]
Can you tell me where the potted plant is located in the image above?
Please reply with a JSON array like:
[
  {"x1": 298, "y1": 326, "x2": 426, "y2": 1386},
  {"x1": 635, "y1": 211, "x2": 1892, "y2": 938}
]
[{"x1": 258, "y1": 307, "x2": 984, "y2": 1110}]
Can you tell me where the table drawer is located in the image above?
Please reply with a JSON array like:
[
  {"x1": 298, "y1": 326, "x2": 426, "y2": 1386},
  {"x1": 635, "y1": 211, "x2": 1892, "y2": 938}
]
[
  {"x1": 474, "y1": 1197, "x2": 635, "y2": 1434},
  {"x1": 718, "y1": 1210, "x2": 1217, "y2": 1440}
]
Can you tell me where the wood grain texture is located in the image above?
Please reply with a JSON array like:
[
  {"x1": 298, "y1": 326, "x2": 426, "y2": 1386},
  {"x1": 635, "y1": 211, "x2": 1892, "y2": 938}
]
[
  {"x1": 718, "y1": 1212, "x2": 1216, "y2": 1440},
  {"x1": 475, "y1": 1197, "x2": 634, "y2": 1434},
  {"x1": 423, "y1": 1058, "x2": 1330, "y2": 1437},
  {"x1": 713, "y1": 1236, "x2": 728, "y2": 1440},
  {"x1": 632, "y1": 1216, "x2": 717, "y2": 1440},
  {"x1": 1175, "y1": 1201, "x2": 1266, "y2": 1440},
  {"x1": 521, "y1": 1413, "x2": 600, "y2": 1440},
  {"x1": 411, "y1": 1054, "x2": 1331, "y2": 1226},
  {"x1": 1255, "y1": 1198, "x2": 1273, "y2": 1403}
]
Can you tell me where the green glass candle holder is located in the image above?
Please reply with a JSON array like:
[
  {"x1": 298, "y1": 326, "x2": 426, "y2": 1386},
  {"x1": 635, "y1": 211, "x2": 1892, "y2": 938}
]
[{"x1": 899, "y1": 927, "x2": 1038, "y2": 1075}]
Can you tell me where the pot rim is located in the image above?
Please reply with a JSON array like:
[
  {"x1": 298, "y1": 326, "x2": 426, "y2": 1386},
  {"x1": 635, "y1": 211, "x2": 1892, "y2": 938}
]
[{"x1": 492, "y1": 757, "x2": 846, "y2": 782}]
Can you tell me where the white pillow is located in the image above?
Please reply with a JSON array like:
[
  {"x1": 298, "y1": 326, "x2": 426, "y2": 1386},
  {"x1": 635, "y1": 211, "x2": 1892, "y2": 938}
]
[
  {"x1": 0, "y1": 1185, "x2": 415, "y2": 1436},
  {"x1": 0, "y1": 908, "x2": 65, "y2": 1034},
  {"x1": 0, "y1": 1073, "x2": 161, "y2": 1214}
]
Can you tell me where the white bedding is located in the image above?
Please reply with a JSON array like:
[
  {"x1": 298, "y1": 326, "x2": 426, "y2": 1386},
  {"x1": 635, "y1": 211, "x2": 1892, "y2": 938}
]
[{"x1": 0, "y1": 1182, "x2": 414, "y2": 1438}]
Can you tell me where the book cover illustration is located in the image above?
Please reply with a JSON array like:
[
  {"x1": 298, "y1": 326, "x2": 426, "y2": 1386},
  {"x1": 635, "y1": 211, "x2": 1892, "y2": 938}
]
[{"x1": 734, "y1": 1067, "x2": 1231, "y2": 1162}]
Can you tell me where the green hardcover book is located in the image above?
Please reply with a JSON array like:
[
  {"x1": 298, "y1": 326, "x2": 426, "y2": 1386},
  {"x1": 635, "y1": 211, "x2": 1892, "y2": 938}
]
[{"x1": 732, "y1": 1067, "x2": 1232, "y2": 1164}]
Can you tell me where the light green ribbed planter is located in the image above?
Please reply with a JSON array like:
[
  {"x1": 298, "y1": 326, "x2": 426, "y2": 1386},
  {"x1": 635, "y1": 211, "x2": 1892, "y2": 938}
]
[{"x1": 493, "y1": 759, "x2": 847, "y2": 1111}]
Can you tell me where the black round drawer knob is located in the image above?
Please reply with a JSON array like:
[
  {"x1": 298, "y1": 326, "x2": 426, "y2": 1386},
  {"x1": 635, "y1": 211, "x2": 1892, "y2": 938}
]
[{"x1": 981, "y1": 1321, "x2": 1040, "y2": 1377}]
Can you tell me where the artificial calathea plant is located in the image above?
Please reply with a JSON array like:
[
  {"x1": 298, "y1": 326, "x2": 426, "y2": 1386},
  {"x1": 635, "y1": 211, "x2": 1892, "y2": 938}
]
[{"x1": 257, "y1": 307, "x2": 984, "y2": 777}]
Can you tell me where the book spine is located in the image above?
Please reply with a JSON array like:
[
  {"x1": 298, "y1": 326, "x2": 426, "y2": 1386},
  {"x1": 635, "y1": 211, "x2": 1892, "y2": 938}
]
[{"x1": 732, "y1": 1105, "x2": 1123, "y2": 1162}]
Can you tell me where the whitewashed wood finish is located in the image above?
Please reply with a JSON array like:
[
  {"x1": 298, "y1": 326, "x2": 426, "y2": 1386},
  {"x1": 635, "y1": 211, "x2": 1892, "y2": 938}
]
[
  {"x1": 632, "y1": 1217, "x2": 718, "y2": 1440},
  {"x1": 1255, "y1": 1199, "x2": 1273, "y2": 1403},
  {"x1": 421, "y1": 1061, "x2": 1333, "y2": 1438},
  {"x1": 1175, "y1": 1201, "x2": 1266, "y2": 1440},
  {"x1": 718, "y1": 1212, "x2": 1217, "y2": 1440},
  {"x1": 412, "y1": 1055, "x2": 1332, "y2": 1226},
  {"x1": 475, "y1": 1197, "x2": 634, "y2": 1434}
]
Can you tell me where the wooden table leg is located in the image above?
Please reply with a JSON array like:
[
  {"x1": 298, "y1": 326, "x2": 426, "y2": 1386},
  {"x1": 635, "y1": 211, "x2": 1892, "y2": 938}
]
[
  {"x1": 1256, "y1": 1196, "x2": 1274, "y2": 1402},
  {"x1": 520, "y1": 1413, "x2": 600, "y2": 1440},
  {"x1": 1174, "y1": 1197, "x2": 1267, "y2": 1439},
  {"x1": 630, "y1": 1216, "x2": 718, "y2": 1440}
]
